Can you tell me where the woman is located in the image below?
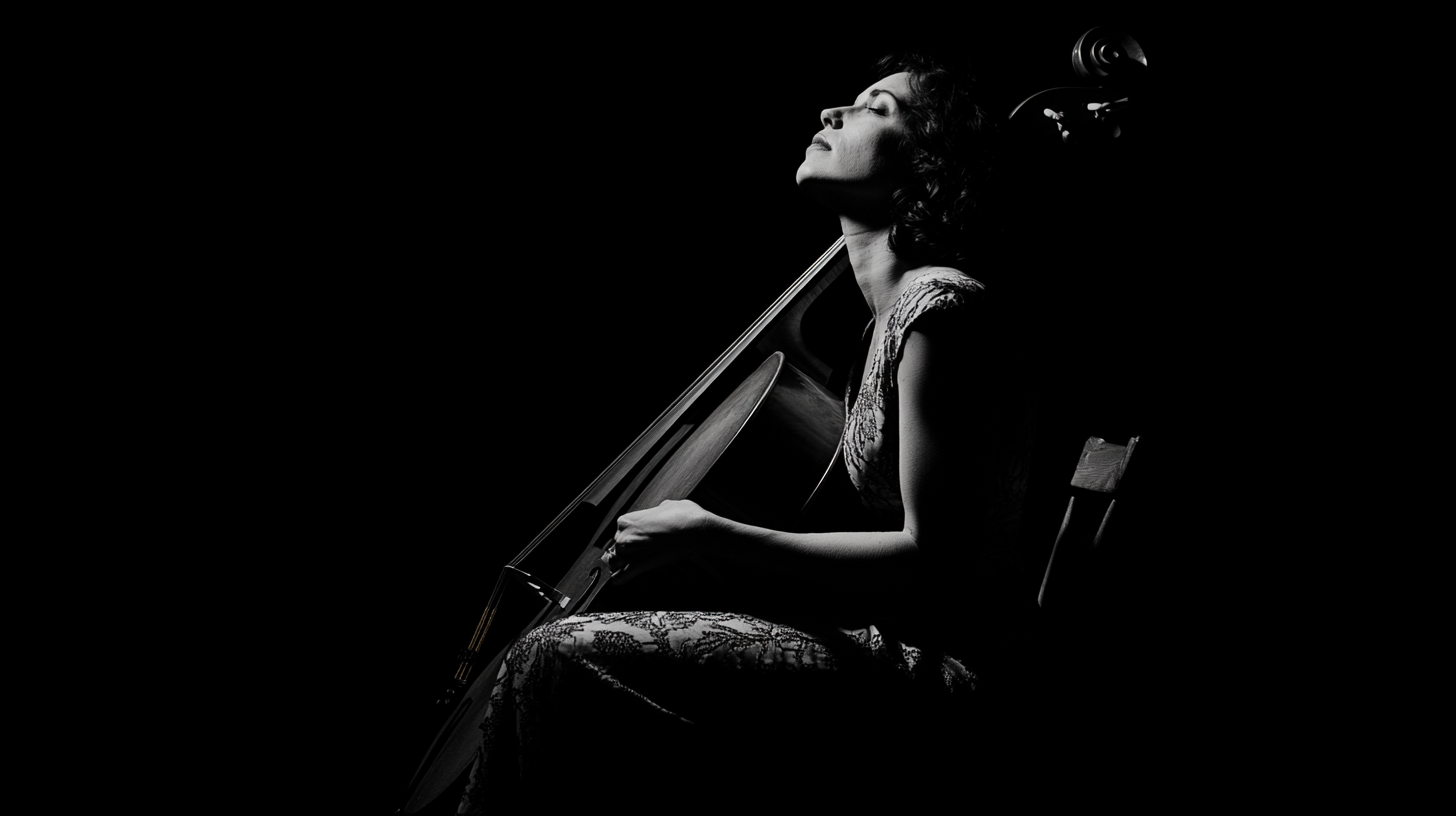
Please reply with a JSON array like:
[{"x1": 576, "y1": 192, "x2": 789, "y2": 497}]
[{"x1": 458, "y1": 53, "x2": 1035, "y2": 808}]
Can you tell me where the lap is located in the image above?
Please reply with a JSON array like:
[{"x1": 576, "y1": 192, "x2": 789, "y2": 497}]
[
  {"x1": 462, "y1": 611, "x2": 974, "y2": 809},
  {"x1": 507, "y1": 611, "x2": 968, "y2": 724},
  {"x1": 522, "y1": 611, "x2": 883, "y2": 669},
  {"x1": 520, "y1": 610, "x2": 961, "y2": 676}
]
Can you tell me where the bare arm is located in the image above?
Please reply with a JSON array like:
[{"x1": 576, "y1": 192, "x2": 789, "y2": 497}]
[
  {"x1": 606, "y1": 323, "x2": 981, "y2": 600},
  {"x1": 897, "y1": 321, "x2": 993, "y2": 568}
]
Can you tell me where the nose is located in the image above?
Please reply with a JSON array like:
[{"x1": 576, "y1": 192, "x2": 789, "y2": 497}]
[{"x1": 820, "y1": 105, "x2": 849, "y2": 129}]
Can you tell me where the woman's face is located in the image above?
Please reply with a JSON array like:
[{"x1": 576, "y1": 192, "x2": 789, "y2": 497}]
[{"x1": 795, "y1": 71, "x2": 914, "y2": 218}]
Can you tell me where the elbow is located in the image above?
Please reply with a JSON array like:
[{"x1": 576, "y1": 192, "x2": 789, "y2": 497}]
[
  {"x1": 893, "y1": 526, "x2": 927, "y2": 573},
  {"x1": 902, "y1": 521, "x2": 962, "y2": 570}
]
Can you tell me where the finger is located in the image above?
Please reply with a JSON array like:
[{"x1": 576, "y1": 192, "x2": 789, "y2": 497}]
[
  {"x1": 603, "y1": 542, "x2": 634, "y2": 571},
  {"x1": 610, "y1": 560, "x2": 652, "y2": 585},
  {"x1": 609, "y1": 550, "x2": 671, "y2": 585},
  {"x1": 607, "y1": 548, "x2": 639, "y2": 582},
  {"x1": 608, "y1": 561, "x2": 633, "y2": 583}
]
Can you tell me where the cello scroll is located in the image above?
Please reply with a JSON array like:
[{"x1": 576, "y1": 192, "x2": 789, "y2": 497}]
[{"x1": 1009, "y1": 26, "x2": 1148, "y2": 146}]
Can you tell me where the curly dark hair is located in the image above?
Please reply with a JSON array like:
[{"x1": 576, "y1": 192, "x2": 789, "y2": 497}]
[{"x1": 876, "y1": 52, "x2": 1001, "y2": 269}]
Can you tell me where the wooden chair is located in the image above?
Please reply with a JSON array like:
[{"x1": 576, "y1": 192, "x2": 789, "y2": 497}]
[{"x1": 1036, "y1": 435, "x2": 1139, "y2": 610}]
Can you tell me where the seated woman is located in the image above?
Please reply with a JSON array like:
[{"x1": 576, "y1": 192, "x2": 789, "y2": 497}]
[{"x1": 458, "y1": 52, "x2": 1036, "y2": 809}]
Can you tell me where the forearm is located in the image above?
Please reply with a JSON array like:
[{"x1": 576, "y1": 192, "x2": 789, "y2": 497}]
[{"x1": 701, "y1": 514, "x2": 920, "y2": 592}]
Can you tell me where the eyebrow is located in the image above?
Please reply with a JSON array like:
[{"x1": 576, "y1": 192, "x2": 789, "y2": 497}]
[{"x1": 867, "y1": 89, "x2": 901, "y2": 106}]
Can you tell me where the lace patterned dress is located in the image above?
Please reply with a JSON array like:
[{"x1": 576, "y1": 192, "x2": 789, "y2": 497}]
[{"x1": 457, "y1": 269, "x2": 1026, "y2": 809}]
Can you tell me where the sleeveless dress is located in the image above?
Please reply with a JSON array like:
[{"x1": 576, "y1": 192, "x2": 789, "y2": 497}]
[{"x1": 457, "y1": 269, "x2": 1025, "y2": 809}]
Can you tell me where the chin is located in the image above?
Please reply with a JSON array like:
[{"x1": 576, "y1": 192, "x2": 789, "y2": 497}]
[
  {"x1": 795, "y1": 162, "x2": 813, "y2": 187},
  {"x1": 796, "y1": 164, "x2": 832, "y2": 192}
]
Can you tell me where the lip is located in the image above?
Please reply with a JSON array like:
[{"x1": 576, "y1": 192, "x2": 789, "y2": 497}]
[{"x1": 809, "y1": 134, "x2": 831, "y2": 151}]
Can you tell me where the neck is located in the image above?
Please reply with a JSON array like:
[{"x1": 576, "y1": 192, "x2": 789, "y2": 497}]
[{"x1": 841, "y1": 216, "x2": 916, "y2": 318}]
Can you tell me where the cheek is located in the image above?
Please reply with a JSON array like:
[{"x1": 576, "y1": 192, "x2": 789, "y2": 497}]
[
  {"x1": 840, "y1": 140, "x2": 890, "y2": 180},
  {"x1": 869, "y1": 132, "x2": 909, "y2": 180},
  {"x1": 838, "y1": 128, "x2": 907, "y2": 184}
]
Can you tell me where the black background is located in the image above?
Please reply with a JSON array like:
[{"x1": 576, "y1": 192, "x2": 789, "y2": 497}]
[{"x1": 139, "y1": 11, "x2": 1449, "y2": 813}]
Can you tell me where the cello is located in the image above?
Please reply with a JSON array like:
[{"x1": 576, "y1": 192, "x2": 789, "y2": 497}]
[{"x1": 397, "y1": 28, "x2": 1151, "y2": 812}]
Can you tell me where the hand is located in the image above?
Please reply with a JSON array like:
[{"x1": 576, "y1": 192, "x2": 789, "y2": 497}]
[{"x1": 602, "y1": 499, "x2": 715, "y2": 583}]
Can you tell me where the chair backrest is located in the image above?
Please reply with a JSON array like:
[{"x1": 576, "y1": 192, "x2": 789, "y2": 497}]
[{"x1": 1036, "y1": 435, "x2": 1138, "y2": 609}]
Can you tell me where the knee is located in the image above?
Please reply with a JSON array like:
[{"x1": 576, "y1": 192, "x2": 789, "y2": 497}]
[{"x1": 507, "y1": 617, "x2": 597, "y2": 673}]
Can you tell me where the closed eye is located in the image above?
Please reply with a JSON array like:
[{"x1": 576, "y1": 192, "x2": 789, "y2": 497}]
[{"x1": 865, "y1": 88, "x2": 899, "y2": 117}]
